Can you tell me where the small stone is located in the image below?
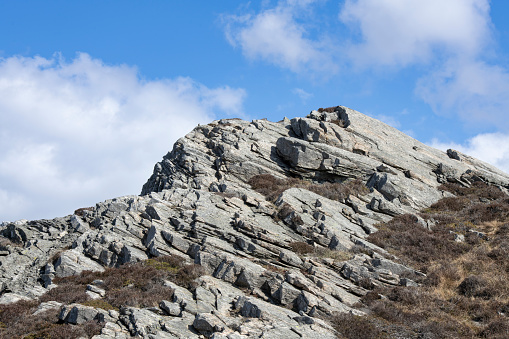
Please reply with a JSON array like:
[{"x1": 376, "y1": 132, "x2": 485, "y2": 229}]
[
  {"x1": 193, "y1": 313, "x2": 225, "y2": 333},
  {"x1": 159, "y1": 300, "x2": 182, "y2": 317}
]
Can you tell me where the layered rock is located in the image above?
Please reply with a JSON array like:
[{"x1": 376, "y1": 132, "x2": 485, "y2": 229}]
[{"x1": 1, "y1": 106, "x2": 508, "y2": 338}]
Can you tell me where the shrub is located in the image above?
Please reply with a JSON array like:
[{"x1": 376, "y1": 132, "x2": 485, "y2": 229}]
[
  {"x1": 479, "y1": 318, "x2": 509, "y2": 338},
  {"x1": 74, "y1": 207, "x2": 94, "y2": 217},
  {"x1": 358, "y1": 277, "x2": 375, "y2": 290},
  {"x1": 43, "y1": 255, "x2": 205, "y2": 309},
  {"x1": 173, "y1": 264, "x2": 206, "y2": 287},
  {"x1": 0, "y1": 299, "x2": 38, "y2": 326},
  {"x1": 306, "y1": 179, "x2": 368, "y2": 202},
  {"x1": 248, "y1": 174, "x2": 368, "y2": 203},
  {"x1": 277, "y1": 203, "x2": 304, "y2": 226},
  {"x1": 349, "y1": 180, "x2": 509, "y2": 338},
  {"x1": 145, "y1": 256, "x2": 181, "y2": 273},
  {"x1": 439, "y1": 181, "x2": 505, "y2": 200},
  {"x1": 4, "y1": 254, "x2": 206, "y2": 338},
  {"x1": 430, "y1": 196, "x2": 469, "y2": 212},
  {"x1": 0, "y1": 303, "x2": 103, "y2": 339},
  {"x1": 105, "y1": 284, "x2": 174, "y2": 309},
  {"x1": 39, "y1": 283, "x2": 89, "y2": 304},
  {"x1": 248, "y1": 174, "x2": 302, "y2": 202},
  {"x1": 0, "y1": 237, "x2": 14, "y2": 250},
  {"x1": 288, "y1": 242, "x2": 314, "y2": 255},
  {"x1": 458, "y1": 276, "x2": 493, "y2": 299},
  {"x1": 330, "y1": 313, "x2": 386, "y2": 339},
  {"x1": 368, "y1": 214, "x2": 468, "y2": 271},
  {"x1": 317, "y1": 107, "x2": 338, "y2": 113},
  {"x1": 467, "y1": 202, "x2": 509, "y2": 224}
]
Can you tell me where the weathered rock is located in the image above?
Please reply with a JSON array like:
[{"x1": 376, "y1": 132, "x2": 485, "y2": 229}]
[
  {"x1": 33, "y1": 301, "x2": 62, "y2": 315},
  {"x1": 193, "y1": 313, "x2": 225, "y2": 334},
  {"x1": 160, "y1": 300, "x2": 182, "y2": 316},
  {"x1": 0, "y1": 292, "x2": 31, "y2": 305},
  {"x1": 54, "y1": 249, "x2": 105, "y2": 278},
  {"x1": 59, "y1": 304, "x2": 105, "y2": 324},
  {"x1": 2, "y1": 105, "x2": 509, "y2": 339}
]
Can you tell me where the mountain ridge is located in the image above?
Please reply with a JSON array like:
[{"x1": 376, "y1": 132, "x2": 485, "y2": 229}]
[{"x1": 1, "y1": 106, "x2": 508, "y2": 338}]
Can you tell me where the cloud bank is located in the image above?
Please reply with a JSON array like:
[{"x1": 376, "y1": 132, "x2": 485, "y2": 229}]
[{"x1": 0, "y1": 53, "x2": 246, "y2": 222}]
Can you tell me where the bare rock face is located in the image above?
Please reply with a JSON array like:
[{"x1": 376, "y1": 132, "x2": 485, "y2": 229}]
[{"x1": 1, "y1": 106, "x2": 508, "y2": 338}]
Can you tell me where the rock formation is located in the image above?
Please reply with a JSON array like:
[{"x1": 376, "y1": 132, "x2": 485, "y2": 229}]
[{"x1": 1, "y1": 106, "x2": 508, "y2": 338}]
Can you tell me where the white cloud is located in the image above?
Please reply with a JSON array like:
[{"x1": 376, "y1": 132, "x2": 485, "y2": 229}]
[
  {"x1": 0, "y1": 53, "x2": 246, "y2": 222},
  {"x1": 416, "y1": 59, "x2": 509, "y2": 128},
  {"x1": 223, "y1": 0, "x2": 336, "y2": 74},
  {"x1": 292, "y1": 88, "x2": 313, "y2": 101},
  {"x1": 338, "y1": 1, "x2": 509, "y2": 131},
  {"x1": 430, "y1": 132, "x2": 509, "y2": 174},
  {"x1": 339, "y1": 0, "x2": 491, "y2": 67}
]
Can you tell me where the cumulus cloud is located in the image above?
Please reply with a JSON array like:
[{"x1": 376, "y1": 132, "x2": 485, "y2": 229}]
[
  {"x1": 339, "y1": 0, "x2": 509, "y2": 131},
  {"x1": 222, "y1": 0, "x2": 336, "y2": 74},
  {"x1": 416, "y1": 59, "x2": 509, "y2": 129},
  {"x1": 339, "y1": 0, "x2": 491, "y2": 67},
  {"x1": 0, "y1": 53, "x2": 246, "y2": 222},
  {"x1": 430, "y1": 133, "x2": 509, "y2": 174}
]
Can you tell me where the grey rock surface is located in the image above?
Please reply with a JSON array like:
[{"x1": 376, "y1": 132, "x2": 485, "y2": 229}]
[{"x1": 1, "y1": 106, "x2": 508, "y2": 338}]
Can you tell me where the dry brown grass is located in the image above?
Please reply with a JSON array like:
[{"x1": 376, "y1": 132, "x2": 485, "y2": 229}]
[
  {"x1": 330, "y1": 312, "x2": 388, "y2": 339},
  {"x1": 358, "y1": 181, "x2": 509, "y2": 337},
  {"x1": 74, "y1": 206, "x2": 94, "y2": 217},
  {"x1": 288, "y1": 241, "x2": 314, "y2": 255},
  {"x1": 248, "y1": 174, "x2": 368, "y2": 203},
  {"x1": 0, "y1": 301, "x2": 102, "y2": 339},
  {"x1": 277, "y1": 203, "x2": 304, "y2": 226},
  {"x1": 47, "y1": 254, "x2": 205, "y2": 309},
  {"x1": 317, "y1": 107, "x2": 338, "y2": 113},
  {"x1": 6, "y1": 254, "x2": 206, "y2": 338},
  {"x1": 315, "y1": 248, "x2": 353, "y2": 261}
]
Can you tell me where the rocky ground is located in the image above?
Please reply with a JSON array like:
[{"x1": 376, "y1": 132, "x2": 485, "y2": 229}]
[{"x1": 1, "y1": 106, "x2": 508, "y2": 338}]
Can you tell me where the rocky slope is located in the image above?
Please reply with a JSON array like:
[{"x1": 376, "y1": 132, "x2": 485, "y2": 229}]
[{"x1": 1, "y1": 106, "x2": 508, "y2": 338}]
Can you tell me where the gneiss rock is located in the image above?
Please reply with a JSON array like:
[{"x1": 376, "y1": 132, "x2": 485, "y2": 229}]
[{"x1": 1, "y1": 105, "x2": 508, "y2": 338}]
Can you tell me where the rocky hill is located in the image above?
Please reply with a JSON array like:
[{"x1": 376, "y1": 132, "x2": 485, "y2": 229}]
[{"x1": 1, "y1": 106, "x2": 508, "y2": 338}]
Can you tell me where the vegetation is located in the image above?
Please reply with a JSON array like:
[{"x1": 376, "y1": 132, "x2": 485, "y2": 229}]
[
  {"x1": 317, "y1": 107, "x2": 338, "y2": 113},
  {"x1": 0, "y1": 299, "x2": 102, "y2": 339},
  {"x1": 332, "y1": 181, "x2": 509, "y2": 338},
  {"x1": 288, "y1": 241, "x2": 353, "y2": 261},
  {"x1": 0, "y1": 254, "x2": 205, "y2": 339},
  {"x1": 74, "y1": 207, "x2": 94, "y2": 217},
  {"x1": 288, "y1": 241, "x2": 314, "y2": 255},
  {"x1": 248, "y1": 173, "x2": 368, "y2": 203}
]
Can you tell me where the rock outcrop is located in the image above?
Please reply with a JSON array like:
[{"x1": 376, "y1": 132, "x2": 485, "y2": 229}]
[{"x1": 1, "y1": 106, "x2": 508, "y2": 338}]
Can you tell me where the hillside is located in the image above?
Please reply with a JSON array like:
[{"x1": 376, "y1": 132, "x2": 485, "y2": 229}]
[{"x1": 1, "y1": 106, "x2": 508, "y2": 338}]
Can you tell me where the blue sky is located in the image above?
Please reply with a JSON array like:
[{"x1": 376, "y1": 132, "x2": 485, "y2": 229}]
[{"x1": 1, "y1": 0, "x2": 509, "y2": 221}]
